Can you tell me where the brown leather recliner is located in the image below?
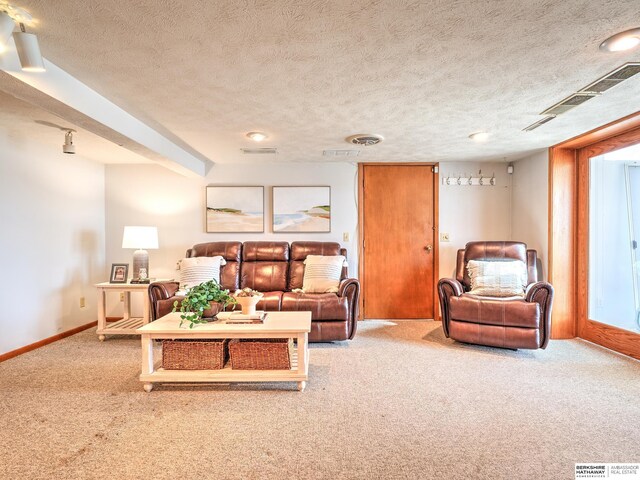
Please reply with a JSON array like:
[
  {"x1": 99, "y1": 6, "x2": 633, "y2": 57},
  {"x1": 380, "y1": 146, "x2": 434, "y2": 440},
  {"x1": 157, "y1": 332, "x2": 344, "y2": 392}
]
[
  {"x1": 149, "y1": 241, "x2": 359, "y2": 343},
  {"x1": 437, "y1": 241, "x2": 554, "y2": 350}
]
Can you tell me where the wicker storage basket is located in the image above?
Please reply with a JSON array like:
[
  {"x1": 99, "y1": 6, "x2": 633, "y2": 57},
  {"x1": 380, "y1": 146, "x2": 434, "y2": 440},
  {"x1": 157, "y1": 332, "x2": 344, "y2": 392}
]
[
  {"x1": 162, "y1": 339, "x2": 228, "y2": 370},
  {"x1": 229, "y1": 338, "x2": 291, "y2": 370}
]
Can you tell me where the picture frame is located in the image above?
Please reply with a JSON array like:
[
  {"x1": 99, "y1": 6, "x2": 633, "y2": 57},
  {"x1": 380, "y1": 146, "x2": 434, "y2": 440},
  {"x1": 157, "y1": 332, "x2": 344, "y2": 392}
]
[
  {"x1": 272, "y1": 186, "x2": 331, "y2": 233},
  {"x1": 110, "y1": 264, "x2": 129, "y2": 284},
  {"x1": 206, "y1": 186, "x2": 265, "y2": 233}
]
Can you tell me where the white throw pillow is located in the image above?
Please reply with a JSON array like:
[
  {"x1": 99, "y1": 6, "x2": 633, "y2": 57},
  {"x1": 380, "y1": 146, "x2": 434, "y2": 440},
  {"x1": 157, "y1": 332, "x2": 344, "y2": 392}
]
[
  {"x1": 302, "y1": 255, "x2": 345, "y2": 293},
  {"x1": 467, "y1": 259, "x2": 527, "y2": 297},
  {"x1": 178, "y1": 256, "x2": 227, "y2": 291}
]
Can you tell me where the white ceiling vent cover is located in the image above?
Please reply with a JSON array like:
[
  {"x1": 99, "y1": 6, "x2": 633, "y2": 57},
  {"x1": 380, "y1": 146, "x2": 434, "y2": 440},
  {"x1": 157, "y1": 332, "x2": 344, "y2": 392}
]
[
  {"x1": 241, "y1": 147, "x2": 277, "y2": 154},
  {"x1": 540, "y1": 93, "x2": 598, "y2": 116},
  {"x1": 346, "y1": 134, "x2": 384, "y2": 146},
  {"x1": 580, "y1": 63, "x2": 640, "y2": 94},
  {"x1": 523, "y1": 115, "x2": 556, "y2": 132},
  {"x1": 323, "y1": 149, "x2": 360, "y2": 157}
]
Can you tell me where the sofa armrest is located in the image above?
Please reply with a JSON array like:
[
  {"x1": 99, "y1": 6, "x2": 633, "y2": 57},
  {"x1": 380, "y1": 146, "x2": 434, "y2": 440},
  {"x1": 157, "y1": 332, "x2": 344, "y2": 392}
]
[
  {"x1": 149, "y1": 281, "x2": 180, "y2": 320},
  {"x1": 338, "y1": 278, "x2": 360, "y2": 339},
  {"x1": 437, "y1": 278, "x2": 464, "y2": 338},
  {"x1": 525, "y1": 281, "x2": 554, "y2": 349}
]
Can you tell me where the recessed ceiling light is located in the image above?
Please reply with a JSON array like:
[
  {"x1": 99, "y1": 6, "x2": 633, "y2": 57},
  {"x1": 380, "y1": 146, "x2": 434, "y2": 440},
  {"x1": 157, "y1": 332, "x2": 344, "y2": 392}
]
[
  {"x1": 246, "y1": 131, "x2": 268, "y2": 142},
  {"x1": 469, "y1": 131, "x2": 490, "y2": 142},
  {"x1": 599, "y1": 28, "x2": 640, "y2": 52}
]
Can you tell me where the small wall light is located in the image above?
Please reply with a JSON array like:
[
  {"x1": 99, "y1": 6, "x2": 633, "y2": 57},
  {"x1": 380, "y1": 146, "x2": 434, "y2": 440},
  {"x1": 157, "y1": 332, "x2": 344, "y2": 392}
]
[
  {"x1": 14, "y1": 23, "x2": 45, "y2": 72},
  {"x1": 507, "y1": 164, "x2": 514, "y2": 174},
  {"x1": 62, "y1": 130, "x2": 76, "y2": 154}
]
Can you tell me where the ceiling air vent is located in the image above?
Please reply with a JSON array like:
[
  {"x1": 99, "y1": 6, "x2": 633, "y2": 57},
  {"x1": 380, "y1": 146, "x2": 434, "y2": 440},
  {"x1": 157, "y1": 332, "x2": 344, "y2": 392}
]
[
  {"x1": 323, "y1": 149, "x2": 360, "y2": 157},
  {"x1": 580, "y1": 63, "x2": 640, "y2": 94},
  {"x1": 241, "y1": 147, "x2": 277, "y2": 154},
  {"x1": 523, "y1": 115, "x2": 556, "y2": 132},
  {"x1": 540, "y1": 93, "x2": 597, "y2": 116},
  {"x1": 345, "y1": 134, "x2": 384, "y2": 146}
]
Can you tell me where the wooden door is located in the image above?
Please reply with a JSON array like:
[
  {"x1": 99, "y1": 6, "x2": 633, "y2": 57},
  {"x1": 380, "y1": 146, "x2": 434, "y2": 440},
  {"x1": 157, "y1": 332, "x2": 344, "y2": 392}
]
[{"x1": 360, "y1": 164, "x2": 437, "y2": 319}]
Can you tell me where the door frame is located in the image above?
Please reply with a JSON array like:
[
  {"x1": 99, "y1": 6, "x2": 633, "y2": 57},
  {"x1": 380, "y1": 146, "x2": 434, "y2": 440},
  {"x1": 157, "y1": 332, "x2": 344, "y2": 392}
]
[
  {"x1": 549, "y1": 110, "x2": 640, "y2": 359},
  {"x1": 357, "y1": 162, "x2": 440, "y2": 321}
]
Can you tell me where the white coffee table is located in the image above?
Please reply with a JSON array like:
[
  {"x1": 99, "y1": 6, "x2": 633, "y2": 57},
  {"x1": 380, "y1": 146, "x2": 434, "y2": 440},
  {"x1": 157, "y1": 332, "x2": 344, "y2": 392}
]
[{"x1": 136, "y1": 311, "x2": 311, "y2": 392}]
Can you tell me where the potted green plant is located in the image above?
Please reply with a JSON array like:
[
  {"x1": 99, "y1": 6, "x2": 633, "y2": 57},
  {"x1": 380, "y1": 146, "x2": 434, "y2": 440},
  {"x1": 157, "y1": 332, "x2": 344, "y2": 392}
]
[{"x1": 173, "y1": 280, "x2": 236, "y2": 328}]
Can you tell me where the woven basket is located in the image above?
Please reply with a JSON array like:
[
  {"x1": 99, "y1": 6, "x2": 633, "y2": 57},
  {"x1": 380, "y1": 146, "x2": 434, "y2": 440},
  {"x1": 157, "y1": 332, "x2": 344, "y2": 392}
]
[
  {"x1": 162, "y1": 339, "x2": 228, "y2": 370},
  {"x1": 229, "y1": 338, "x2": 291, "y2": 370}
]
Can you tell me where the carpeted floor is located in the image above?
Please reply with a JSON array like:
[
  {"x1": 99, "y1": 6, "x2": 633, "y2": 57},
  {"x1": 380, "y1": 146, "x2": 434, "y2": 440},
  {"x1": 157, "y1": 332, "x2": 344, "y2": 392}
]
[{"x1": 1, "y1": 320, "x2": 639, "y2": 479}]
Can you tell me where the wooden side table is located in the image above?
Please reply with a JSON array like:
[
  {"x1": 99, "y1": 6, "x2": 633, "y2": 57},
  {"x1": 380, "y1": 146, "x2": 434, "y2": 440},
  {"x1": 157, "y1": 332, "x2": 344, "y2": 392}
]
[{"x1": 95, "y1": 281, "x2": 170, "y2": 341}]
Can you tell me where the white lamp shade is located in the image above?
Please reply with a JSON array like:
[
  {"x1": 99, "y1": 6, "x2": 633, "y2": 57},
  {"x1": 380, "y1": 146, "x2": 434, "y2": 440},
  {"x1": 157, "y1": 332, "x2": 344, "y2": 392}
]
[
  {"x1": 122, "y1": 226, "x2": 158, "y2": 249},
  {"x1": 13, "y1": 31, "x2": 45, "y2": 72},
  {"x1": 0, "y1": 12, "x2": 14, "y2": 53}
]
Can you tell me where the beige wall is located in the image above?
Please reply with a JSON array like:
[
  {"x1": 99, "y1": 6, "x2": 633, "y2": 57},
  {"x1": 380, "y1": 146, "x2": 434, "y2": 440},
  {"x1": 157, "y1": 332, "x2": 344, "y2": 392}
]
[
  {"x1": 438, "y1": 161, "x2": 513, "y2": 278},
  {"x1": 0, "y1": 130, "x2": 105, "y2": 355},
  {"x1": 511, "y1": 150, "x2": 549, "y2": 279}
]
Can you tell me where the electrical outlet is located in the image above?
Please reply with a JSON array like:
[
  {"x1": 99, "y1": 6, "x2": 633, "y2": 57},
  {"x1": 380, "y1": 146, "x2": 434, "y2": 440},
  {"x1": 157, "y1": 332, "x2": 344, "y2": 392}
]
[
  {"x1": 343, "y1": 232, "x2": 350, "y2": 242},
  {"x1": 120, "y1": 292, "x2": 125, "y2": 302},
  {"x1": 440, "y1": 232, "x2": 450, "y2": 242},
  {"x1": 79, "y1": 297, "x2": 85, "y2": 308}
]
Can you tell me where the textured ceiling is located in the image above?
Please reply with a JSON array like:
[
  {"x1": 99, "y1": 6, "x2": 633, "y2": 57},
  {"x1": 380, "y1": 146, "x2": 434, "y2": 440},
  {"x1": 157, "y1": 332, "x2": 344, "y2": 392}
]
[{"x1": 3, "y1": 0, "x2": 640, "y2": 164}]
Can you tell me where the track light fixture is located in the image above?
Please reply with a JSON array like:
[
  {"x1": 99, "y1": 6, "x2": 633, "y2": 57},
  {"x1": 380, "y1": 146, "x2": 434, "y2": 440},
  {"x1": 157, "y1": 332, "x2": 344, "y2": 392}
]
[
  {"x1": 63, "y1": 130, "x2": 76, "y2": 154},
  {"x1": 0, "y1": 11, "x2": 14, "y2": 53},
  {"x1": 0, "y1": 3, "x2": 45, "y2": 72}
]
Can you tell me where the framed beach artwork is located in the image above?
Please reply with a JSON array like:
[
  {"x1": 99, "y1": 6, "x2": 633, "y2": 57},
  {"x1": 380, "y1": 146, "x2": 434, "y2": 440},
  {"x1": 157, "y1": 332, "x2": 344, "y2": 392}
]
[
  {"x1": 206, "y1": 186, "x2": 264, "y2": 233},
  {"x1": 272, "y1": 186, "x2": 331, "y2": 233}
]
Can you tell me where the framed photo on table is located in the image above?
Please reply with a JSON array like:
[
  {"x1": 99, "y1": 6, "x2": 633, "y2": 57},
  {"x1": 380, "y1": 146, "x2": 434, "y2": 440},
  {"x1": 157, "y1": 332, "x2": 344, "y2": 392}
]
[
  {"x1": 206, "y1": 186, "x2": 265, "y2": 233},
  {"x1": 110, "y1": 264, "x2": 129, "y2": 284},
  {"x1": 272, "y1": 186, "x2": 331, "y2": 233}
]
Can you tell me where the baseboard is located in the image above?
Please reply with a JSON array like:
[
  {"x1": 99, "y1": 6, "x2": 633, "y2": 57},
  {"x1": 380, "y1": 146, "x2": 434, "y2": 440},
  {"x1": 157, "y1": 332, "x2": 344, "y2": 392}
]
[{"x1": 0, "y1": 320, "x2": 98, "y2": 363}]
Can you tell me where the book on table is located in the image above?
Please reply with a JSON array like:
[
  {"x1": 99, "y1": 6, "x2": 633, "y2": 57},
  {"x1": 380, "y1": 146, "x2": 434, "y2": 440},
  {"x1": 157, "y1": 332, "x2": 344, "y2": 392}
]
[{"x1": 216, "y1": 311, "x2": 267, "y2": 324}]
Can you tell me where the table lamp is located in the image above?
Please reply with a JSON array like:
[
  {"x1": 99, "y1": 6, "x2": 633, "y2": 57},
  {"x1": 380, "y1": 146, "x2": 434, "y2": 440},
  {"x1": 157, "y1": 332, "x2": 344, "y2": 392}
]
[{"x1": 122, "y1": 226, "x2": 158, "y2": 283}]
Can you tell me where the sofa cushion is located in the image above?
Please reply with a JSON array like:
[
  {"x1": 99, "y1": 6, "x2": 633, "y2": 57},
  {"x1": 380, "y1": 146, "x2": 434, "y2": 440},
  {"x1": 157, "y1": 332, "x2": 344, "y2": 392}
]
[
  {"x1": 302, "y1": 255, "x2": 346, "y2": 293},
  {"x1": 178, "y1": 256, "x2": 226, "y2": 290},
  {"x1": 467, "y1": 259, "x2": 527, "y2": 297},
  {"x1": 187, "y1": 242, "x2": 241, "y2": 291},
  {"x1": 281, "y1": 292, "x2": 348, "y2": 321},
  {"x1": 242, "y1": 241, "x2": 289, "y2": 262},
  {"x1": 449, "y1": 294, "x2": 540, "y2": 329},
  {"x1": 241, "y1": 262, "x2": 288, "y2": 292},
  {"x1": 255, "y1": 291, "x2": 283, "y2": 311}
]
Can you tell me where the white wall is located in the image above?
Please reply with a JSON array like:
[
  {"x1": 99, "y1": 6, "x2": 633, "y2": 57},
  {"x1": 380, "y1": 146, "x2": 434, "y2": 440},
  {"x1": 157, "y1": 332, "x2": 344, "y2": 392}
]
[
  {"x1": 0, "y1": 129, "x2": 105, "y2": 355},
  {"x1": 438, "y1": 162, "x2": 512, "y2": 278},
  {"x1": 512, "y1": 150, "x2": 549, "y2": 279},
  {"x1": 104, "y1": 162, "x2": 358, "y2": 314}
]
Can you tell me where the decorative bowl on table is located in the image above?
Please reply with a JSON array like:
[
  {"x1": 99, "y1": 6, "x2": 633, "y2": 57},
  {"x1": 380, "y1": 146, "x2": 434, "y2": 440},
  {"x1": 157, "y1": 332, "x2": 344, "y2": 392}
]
[{"x1": 233, "y1": 288, "x2": 263, "y2": 315}]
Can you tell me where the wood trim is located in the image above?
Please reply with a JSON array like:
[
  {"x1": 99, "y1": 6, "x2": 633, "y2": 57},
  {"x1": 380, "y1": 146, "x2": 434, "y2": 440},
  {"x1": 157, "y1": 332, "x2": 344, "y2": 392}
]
[
  {"x1": 576, "y1": 148, "x2": 590, "y2": 339},
  {"x1": 549, "y1": 109, "x2": 640, "y2": 357},
  {"x1": 433, "y1": 163, "x2": 440, "y2": 321},
  {"x1": 548, "y1": 147, "x2": 577, "y2": 338},
  {"x1": 357, "y1": 163, "x2": 365, "y2": 321},
  {"x1": 0, "y1": 321, "x2": 98, "y2": 363},
  {"x1": 581, "y1": 320, "x2": 640, "y2": 360},
  {"x1": 556, "y1": 110, "x2": 640, "y2": 150}
]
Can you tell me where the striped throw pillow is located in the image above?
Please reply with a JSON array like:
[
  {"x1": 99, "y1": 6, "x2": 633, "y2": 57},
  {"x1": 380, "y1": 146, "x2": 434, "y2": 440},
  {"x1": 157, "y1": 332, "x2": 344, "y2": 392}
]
[
  {"x1": 467, "y1": 259, "x2": 527, "y2": 297},
  {"x1": 302, "y1": 255, "x2": 345, "y2": 293},
  {"x1": 179, "y1": 256, "x2": 227, "y2": 290}
]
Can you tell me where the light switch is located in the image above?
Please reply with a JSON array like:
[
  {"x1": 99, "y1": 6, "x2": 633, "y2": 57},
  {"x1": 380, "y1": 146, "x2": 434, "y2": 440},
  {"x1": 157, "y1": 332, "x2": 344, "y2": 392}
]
[
  {"x1": 343, "y1": 232, "x2": 350, "y2": 242},
  {"x1": 440, "y1": 232, "x2": 450, "y2": 242}
]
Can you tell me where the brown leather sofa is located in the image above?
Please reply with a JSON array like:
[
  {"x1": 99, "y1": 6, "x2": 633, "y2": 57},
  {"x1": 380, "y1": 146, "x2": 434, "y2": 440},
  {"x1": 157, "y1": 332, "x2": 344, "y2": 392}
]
[
  {"x1": 149, "y1": 241, "x2": 359, "y2": 342},
  {"x1": 437, "y1": 241, "x2": 554, "y2": 350}
]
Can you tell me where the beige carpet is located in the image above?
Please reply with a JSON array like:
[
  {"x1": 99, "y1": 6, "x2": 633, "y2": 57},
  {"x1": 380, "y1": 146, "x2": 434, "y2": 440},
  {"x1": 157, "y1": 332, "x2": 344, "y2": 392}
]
[{"x1": 1, "y1": 320, "x2": 639, "y2": 480}]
